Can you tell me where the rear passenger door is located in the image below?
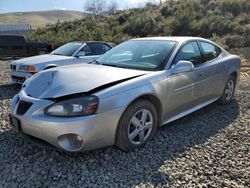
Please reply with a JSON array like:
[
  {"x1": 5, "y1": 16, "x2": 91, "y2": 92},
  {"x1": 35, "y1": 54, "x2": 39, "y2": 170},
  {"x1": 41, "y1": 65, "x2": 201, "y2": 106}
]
[{"x1": 198, "y1": 41, "x2": 224, "y2": 98}]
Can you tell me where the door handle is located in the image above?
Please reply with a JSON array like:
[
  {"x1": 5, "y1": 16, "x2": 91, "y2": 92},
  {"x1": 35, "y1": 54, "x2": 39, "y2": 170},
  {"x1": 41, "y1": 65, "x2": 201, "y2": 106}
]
[{"x1": 199, "y1": 72, "x2": 204, "y2": 77}]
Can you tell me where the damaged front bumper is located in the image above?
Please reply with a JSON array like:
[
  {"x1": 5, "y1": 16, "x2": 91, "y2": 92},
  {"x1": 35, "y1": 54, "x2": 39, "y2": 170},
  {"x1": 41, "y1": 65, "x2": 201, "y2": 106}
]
[{"x1": 10, "y1": 90, "x2": 125, "y2": 152}]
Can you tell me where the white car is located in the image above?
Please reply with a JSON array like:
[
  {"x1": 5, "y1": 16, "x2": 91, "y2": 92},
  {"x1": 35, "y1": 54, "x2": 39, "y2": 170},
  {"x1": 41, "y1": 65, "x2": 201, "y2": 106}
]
[{"x1": 10, "y1": 41, "x2": 112, "y2": 84}]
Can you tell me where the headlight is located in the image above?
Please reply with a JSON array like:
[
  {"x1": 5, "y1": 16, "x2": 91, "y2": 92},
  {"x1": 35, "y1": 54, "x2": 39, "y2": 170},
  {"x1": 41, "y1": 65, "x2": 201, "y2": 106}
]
[
  {"x1": 18, "y1": 65, "x2": 36, "y2": 73},
  {"x1": 44, "y1": 96, "x2": 99, "y2": 117}
]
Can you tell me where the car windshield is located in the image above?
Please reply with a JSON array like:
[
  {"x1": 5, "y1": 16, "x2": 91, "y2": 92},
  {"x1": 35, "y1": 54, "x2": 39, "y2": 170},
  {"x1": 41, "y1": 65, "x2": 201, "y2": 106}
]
[
  {"x1": 51, "y1": 42, "x2": 83, "y2": 56},
  {"x1": 97, "y1": 40, "x2": 176, "y2": 70}
]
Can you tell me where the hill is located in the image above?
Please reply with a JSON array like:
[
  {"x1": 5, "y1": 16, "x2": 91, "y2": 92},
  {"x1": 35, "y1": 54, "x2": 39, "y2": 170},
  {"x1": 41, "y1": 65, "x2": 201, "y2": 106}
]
[
  {"x1": 0, "y1": 10, "x2": 84, "y2": 29},
  {"x1": 26, "y1": 0, "x2": 250, "y2": 48}
]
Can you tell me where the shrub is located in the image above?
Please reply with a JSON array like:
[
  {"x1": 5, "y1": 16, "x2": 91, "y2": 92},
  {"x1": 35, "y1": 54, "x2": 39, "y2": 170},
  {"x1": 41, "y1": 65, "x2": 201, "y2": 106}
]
[{"x1": 26, "y1": 0, "x2": 250, "y2": 48}]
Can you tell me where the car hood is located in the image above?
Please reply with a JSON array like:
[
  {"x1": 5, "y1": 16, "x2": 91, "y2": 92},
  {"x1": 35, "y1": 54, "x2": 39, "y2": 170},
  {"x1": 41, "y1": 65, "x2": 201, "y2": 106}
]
[
  {"x1": 12, "y1": 54, "x2": 73, "y2": 66},
  {"x1": 24, "y1": 63, "x2": 149, "y2": 99}
]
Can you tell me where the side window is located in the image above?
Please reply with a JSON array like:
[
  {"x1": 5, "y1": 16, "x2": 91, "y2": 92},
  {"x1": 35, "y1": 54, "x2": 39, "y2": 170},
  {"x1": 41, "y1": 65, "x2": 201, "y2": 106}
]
[
  {"x1": 88, "y1": 43, "x2": 110, "y2": 55},
  {"x1": 79, "y1": 45, "x2": 92, "y2": 56},
  {"x1": 200, "y1": 42, "x2": 221, "y2": 62},
  {"x1": 173, "y1": 42, "x2": 203, "y2": 66}
]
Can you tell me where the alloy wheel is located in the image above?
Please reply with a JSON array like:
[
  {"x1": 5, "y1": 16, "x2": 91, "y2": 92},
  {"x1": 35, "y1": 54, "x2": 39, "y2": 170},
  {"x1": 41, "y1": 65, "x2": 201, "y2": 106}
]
[
  {"x1": 225, "y1": 80, "x2": 234, "y2": 101},
  {"x1": 128, "y1": 109, "x2": 153, "y2": 145}
]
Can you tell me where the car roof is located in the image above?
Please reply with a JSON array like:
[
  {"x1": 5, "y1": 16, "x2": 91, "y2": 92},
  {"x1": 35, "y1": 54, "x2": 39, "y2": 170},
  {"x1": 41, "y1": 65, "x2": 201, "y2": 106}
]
[
  {"x1": 132, "y1": 36, "x2": 211, "y2": 44},
  {"x1": 70, "y1": 41, "x2": 114, "y2": 47},
  {"x1": 72, "y1": 41, "x2": 110, "y2": 44}
]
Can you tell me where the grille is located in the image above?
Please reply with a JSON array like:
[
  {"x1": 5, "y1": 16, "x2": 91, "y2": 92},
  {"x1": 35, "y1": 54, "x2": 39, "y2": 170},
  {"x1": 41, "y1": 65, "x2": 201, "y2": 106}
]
[
  {"x1": 16, "y1": 100, "x2": 33, "y2": 115},
  {"x1": 11, "y1": 75, "x2": 25, "y2": 83}
]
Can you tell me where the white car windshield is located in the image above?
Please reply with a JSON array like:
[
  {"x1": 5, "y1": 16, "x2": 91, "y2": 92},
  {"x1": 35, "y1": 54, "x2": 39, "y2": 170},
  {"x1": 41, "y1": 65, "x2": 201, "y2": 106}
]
[
  {"x1": 51, "y1": 42, "x2": 83, "y2": 56},
  {"x1": 97, "y1": 40, "x2": 177, "y2": 70}
]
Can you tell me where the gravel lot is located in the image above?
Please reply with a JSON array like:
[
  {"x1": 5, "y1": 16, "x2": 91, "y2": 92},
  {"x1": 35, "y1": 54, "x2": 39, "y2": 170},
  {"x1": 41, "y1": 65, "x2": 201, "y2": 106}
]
[{"x1": 0, "y1": 59, "x2": 249, "y2": 187}]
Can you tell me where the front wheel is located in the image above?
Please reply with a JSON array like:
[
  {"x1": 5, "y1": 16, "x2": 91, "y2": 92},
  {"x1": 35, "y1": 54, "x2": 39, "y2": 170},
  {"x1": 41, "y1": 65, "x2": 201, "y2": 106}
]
[
  {"x1": 218, "y1": 75, "x2": 236, "y2": 104},
  {"x1": 115, "y1": 99, "x2": 158, "y2": 152}
]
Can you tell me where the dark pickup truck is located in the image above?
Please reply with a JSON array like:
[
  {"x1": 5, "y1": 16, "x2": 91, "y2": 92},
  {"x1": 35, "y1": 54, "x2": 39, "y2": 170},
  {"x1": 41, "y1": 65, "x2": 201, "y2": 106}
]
[{"x1": 0, "y1": 35, "x2": 53, "y2": 58}]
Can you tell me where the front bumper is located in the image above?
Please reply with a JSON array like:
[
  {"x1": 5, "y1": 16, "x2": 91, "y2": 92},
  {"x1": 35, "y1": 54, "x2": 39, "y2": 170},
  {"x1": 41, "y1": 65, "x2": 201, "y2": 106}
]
[
  {"x1": 10, "y1": 70, "x2": 34, "y2": 84},
  {"x1": 10, "y1": 90, "x2": 125, "y2": 152}
]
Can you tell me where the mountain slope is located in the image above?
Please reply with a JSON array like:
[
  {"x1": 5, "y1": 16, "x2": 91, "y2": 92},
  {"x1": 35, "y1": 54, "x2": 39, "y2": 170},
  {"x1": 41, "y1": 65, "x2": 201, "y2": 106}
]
[{"x1": 0, "y1": 10, "x2": 84, "y2": 29}]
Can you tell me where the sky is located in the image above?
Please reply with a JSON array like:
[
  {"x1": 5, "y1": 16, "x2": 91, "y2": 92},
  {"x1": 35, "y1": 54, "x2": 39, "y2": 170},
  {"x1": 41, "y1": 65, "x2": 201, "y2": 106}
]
[{"x1": 0, "y1": 0, "x2": 160, "y2": 14}]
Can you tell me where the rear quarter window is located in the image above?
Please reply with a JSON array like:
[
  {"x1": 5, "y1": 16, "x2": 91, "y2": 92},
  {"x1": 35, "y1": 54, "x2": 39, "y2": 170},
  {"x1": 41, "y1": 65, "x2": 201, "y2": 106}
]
[{"x1": 200, "y1": 41, "x2": 221, "y2": 62}]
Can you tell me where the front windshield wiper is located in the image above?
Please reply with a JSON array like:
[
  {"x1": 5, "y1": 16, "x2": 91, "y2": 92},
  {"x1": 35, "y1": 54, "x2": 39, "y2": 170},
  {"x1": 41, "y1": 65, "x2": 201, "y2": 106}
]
[
  {"x1": 91, "y1": 60, "x2": 126, "y2": 68},
  {"x1": 102, "y1": 63, "x2": 124, "y2": 68}
]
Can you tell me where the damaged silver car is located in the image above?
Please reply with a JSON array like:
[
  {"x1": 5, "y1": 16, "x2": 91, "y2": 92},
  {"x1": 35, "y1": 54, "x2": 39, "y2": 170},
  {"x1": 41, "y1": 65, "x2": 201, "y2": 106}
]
[{"x1": 10, "y1": 37, "x2": 240, "y2": 152}]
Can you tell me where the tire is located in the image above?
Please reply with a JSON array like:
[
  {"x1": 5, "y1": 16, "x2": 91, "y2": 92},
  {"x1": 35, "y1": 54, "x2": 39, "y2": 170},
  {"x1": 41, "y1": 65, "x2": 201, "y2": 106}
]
[
  {"x1": 218, "y1": 75, "x2": 236, "y2": 105},
  {"x1": 115, "y1": 99, "x2": 158, "y2": 152}
]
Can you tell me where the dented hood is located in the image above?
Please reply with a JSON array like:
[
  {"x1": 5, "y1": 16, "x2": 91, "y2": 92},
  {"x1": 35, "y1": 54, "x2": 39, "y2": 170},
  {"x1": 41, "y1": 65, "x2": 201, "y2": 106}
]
[{"x1": 24, "y1": 63, "x2": 148, "y2": 99}]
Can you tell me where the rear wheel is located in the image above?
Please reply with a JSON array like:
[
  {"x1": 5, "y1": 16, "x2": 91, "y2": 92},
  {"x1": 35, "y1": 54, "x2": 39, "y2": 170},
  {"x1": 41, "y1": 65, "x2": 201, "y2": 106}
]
[
  {"x1": 218, "y1": 75, "x2": 236, "y2": 104},
  {"x1": 115, "y1": 99, "x2": 158, "y2": 152}
]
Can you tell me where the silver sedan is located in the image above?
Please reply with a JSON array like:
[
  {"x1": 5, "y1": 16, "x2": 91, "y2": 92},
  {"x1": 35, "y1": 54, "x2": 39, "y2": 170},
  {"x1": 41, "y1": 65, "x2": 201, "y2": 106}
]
[{"x1": 10, "y1": 37, "x2": 240, "y2": 152}]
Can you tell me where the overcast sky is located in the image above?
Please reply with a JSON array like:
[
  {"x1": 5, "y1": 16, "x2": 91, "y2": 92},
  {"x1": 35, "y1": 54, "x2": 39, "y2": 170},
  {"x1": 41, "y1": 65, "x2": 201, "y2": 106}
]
[{"x1": 0, "y1": 0, "x2": 160, "y2": 14}]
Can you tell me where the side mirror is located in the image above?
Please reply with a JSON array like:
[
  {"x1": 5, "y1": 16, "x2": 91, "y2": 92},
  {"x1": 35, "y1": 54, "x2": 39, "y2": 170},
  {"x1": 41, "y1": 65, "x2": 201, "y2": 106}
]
[
  {"x1": 76, "y1": 51, "x2": 85, "y2": 57},
  {"x1": 170, "y1": 60, "x2": 194, "y2": 74}
]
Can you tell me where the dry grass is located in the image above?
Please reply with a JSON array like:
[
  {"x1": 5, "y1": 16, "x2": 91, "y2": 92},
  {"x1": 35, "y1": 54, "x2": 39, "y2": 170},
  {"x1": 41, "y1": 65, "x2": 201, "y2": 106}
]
[{"x1": 0, "y1": 10, "x2": 84, "y2": 29}]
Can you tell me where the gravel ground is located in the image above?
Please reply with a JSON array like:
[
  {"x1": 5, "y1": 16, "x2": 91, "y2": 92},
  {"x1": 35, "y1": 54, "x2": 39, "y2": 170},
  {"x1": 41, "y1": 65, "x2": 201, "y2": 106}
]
[{"x1": 0, "y1": 59, "x2": 249, "y2": 187}]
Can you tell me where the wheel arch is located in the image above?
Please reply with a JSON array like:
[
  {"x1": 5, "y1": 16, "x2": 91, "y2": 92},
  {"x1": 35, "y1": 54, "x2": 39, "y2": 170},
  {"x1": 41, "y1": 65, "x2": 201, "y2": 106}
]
[
  {"x1": 125, "y1": 93, "x2": 163, "y2": 124},
  {"x1": 115, "y1": 93, "x2": 162, "y2": 151},
  {"x1": 229, "y1": 71, "x2": 238, "y2": 84},
  {"x1": 230, "y1": 71, "x2": 237, "y2": 77}
]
